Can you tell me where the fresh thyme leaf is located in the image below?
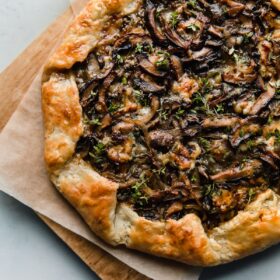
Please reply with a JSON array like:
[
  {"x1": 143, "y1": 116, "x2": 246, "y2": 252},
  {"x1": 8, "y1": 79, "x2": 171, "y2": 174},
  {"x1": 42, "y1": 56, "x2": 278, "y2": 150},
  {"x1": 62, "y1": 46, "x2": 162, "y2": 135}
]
[
  {"x1": 246, "y1": 140, "x2": 255, "y2": 150},
  {"x1": 187, "y1": 0, "x2": 197, "y2": 8},
  {"x1": 239, "y1": 129, "x2": 245, "y2": 137},
  {"x1": 116, "y1": 54, "x2": 124, "y2": 64},
  {"x1": 155, "y1": 51, "x2": 170, "y2": 71},
  {"x1": 275, "y1": 129, "x2": 280, "y2": 144},
  {"x1": 187, "y1": 23, "x2": 200, "y2": 32},
  {"x1": 158, "y1": 108, "x2": 168, "y2": 120},
  {"x1": 153, "y1": 166, "x2": 166, "y2": 175},
  {"x1": 248, "y1": 188, "x2": 256, "y2": 203},
  {"x1": 199, "y1": 137, "x2": 210, "y2": 151},
  {"x1": 243, "y1": 32, "x2": 253, "y2": 44},
  {"x1": 135, "y1": 43, "x2": 144, "y2": 54},
  {"x1": 84, "y1": 117, "x2": 101, "y2": 126},
  {"x1": 122, "y1": 76, "x2": 128, "y2": 85},
  {"x1": 89, "y1": 142, "x2": 106, "y2": 163},
  {"x1": 191, "y1": 174, "x2": 197, "y2": 182},
  {"x1": 170, "y1": 11, "x2": 179, "y2": 28},
  {"x1": 203, "y1": 184, "x2": 216, "y2": 197},
  {"x1": 267, "y1": 115, "x2": 273, "y2": 125},
  {"x1": 214, "y1": 104, "x2": 224, "y2": 114},
  {"x1": 175, "y1": 108, "x2": 185, "y2": 119},
  {"x1": 131, "y1": 176, "x2": 148, "y2": 204},
  {"x1": 108, "y1": 103, "x2": 121, "y2": 113}
]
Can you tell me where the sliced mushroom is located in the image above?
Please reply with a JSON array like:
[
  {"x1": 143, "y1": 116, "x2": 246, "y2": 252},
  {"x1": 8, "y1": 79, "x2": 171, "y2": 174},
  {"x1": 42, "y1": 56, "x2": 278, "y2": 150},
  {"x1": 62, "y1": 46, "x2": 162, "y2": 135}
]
[
  {"x1": 139, "y1": 57, "x2": 165, "y2": 77},
  {"x1": 230, "y1": 122, "x2": 260, "y2": 147},
  {"x1": 184, "y1": 48, "x2": 214, "y2": 62},
  {"x1": 260, "y1": 153, "x2": 279, "y2": 170},
  {"x1": 208, "y1": 25, "x2": 224, "y2": 38},
  {"x1": 171, "y1": 142, "x2": 201, "y2": 170},
  {"x1": 198, "y1": 165, "x2": 209, "y2": 179},
  {"x1": 107, "y1": 138, "x2": 133, "y2": 163},
  {"x1": 248, "y1": 84, "x2": 276, "y2": 115},
  {"x1": 233, "y1": 91, "x2": 256, "y2": 115},
  {"x1": 170, "y1": 55, "x2": 183, "y2": 80},
  {"x1": 224, "y1": 0, "x2": 245, "y2": 16},
  {"x1": 133, "y1": 96, "x2": 160, "y2": 126},
  {"x1": 149, "y1": 130, "x2": 175, "y2": 149},
  {"x1": 146, "y1": 0, "x2": 166, "y2": 43},
  {"x1": 166, "y1": 202, "x2": 183, "y2": 217},
  {"x1": 212, "y1": 189, "x2": 235, "y2": 213},
  {"x1": 172, "y1": 74, "x2": 199, "y2": 103},
  {"x1": 223, "y1": 60, "x2": 257, "y2": 85},
  {"x1": 133, "y1": 76, "x2": 165, "y2": 93},
  {"x1": 164, "y1": 24, "x2": 191, "y2": 51},
  {"x1": 210, "y1": 159, "x2": 262, "y2": 182},
  {"x1": 113, "y1": 121, "x2": 134, "y2": 134},
  {"x1": 210, "y1": 139, "x2": 232, "y2": 162},
  {"x1": 115, "y1": 88, "x2": 138, "y2": 116},
  {"x1": 269, "y1": 100, "x2": 280, "y2": 117},
  {"x1": 101, "y1": 114, "x2": 112, "y2": 129},
  {"x1": 202, "y1": 116, "x2": 240, "y2": 128}
]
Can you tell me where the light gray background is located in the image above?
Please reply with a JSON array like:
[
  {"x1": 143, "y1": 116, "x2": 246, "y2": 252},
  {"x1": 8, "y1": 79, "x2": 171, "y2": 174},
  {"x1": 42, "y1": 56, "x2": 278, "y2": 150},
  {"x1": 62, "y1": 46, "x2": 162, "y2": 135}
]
[{"x1": 1, "y1": 1, "x2": 280, "y2": 279}]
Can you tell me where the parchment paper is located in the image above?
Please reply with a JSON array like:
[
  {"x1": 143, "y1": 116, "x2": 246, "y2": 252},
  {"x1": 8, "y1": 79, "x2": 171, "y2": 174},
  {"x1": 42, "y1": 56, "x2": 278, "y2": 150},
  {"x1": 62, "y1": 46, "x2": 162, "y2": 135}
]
[{"x1": 0, "y1": 1, "x2": 201, "y2": 279}]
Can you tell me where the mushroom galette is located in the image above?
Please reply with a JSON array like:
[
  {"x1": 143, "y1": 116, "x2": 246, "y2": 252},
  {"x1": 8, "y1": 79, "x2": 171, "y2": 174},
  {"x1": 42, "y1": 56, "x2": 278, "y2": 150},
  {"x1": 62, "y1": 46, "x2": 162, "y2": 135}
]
[{"x1": 42, "y1": 0, "x2": 280, "y2": 266}]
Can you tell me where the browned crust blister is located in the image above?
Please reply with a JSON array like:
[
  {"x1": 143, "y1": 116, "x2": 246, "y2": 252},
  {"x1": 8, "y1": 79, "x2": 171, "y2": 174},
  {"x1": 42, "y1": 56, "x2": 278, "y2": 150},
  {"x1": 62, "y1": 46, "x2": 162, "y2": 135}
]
[{"x1": 42, "y1": 0, "x2": 280, "y2": 266}]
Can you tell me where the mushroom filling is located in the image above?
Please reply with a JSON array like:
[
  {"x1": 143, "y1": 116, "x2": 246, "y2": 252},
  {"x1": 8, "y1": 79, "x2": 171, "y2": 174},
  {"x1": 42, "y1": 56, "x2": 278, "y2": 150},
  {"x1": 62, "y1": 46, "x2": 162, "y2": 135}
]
[{"x1": 73, "y1": 0, "x2": 280, "y2": 230}]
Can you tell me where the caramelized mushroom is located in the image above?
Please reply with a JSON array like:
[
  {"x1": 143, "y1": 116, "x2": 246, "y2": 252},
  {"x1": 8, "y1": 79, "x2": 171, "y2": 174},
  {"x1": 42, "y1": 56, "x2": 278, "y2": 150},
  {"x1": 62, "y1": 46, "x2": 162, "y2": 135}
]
[
  {"x1": 149, "y1": 130, "x2": 175, "y2": 149},
  {"x1": 202, "y1": 116, "x2": 240, "y2": 128},
  {"x1": 210, "y1": 160, "x2": 262, "y2": 182},
  {"x1": 248, "y1": 84, "x2": 276, "y2": 115},
  {"x1": 133, "y1": 76, "x2": 165, "y2": 93},
  {"x1": 107, "y1": 138, "x2": 133, "y2": 163},
  {"x1": 139, "y1": 57, "x2": 165, "y2": 77},
  {"x1": 146, "y1": 0, "x2": 166, "y2": 43}
]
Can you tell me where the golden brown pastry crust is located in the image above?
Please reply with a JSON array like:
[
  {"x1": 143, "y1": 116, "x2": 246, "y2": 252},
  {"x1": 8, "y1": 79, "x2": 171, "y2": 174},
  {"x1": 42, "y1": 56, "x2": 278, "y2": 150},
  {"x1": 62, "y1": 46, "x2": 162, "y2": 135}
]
[{"x1": 42, "y1": 0, "x2": 280, "y2": 266}]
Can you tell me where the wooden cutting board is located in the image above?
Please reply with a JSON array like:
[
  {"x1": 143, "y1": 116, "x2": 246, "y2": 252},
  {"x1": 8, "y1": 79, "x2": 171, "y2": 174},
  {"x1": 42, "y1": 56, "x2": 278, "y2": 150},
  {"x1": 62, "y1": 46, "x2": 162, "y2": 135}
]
[{"x1": 0, "y1": 6, "x2": 148, "y2": 280}]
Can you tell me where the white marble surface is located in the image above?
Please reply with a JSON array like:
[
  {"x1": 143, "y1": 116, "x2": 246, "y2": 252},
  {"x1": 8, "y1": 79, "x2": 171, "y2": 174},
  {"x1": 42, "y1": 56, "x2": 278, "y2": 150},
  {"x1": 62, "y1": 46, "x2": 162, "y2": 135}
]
[{"x1": 2, "y1": 1, "x2": 280, "y2": 280}]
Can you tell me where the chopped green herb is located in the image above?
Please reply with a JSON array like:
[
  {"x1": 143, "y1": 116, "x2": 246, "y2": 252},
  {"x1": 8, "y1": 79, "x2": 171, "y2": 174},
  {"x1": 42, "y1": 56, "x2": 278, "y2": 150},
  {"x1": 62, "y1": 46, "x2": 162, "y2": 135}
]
[
  {"x1": 158, "y1": 108, "x2": 168, "y2": 120},
  {"x1": 116, "y1": 54, "x2": 124, "y2": 64},
  {"x1": 131, "y1": 176, "x2": 148, "y2": 205},
  {"x1": 243, "y1": 32, "x2": 253, "y2": 44},
  {"x1": 146, "y1": 44, "x2": 154, "y2": 53},
  {"x1": 108, "y1": 103, "x2": 121, "y2": 113},
  {"x1": 187, "y1": 0, "x2": 197, "y2": 8},
  {"x1": 199, "y1": 78, "x2": 213, "y2": 93},
  {"x1": 248, "y1": 188, "x2": 256, "y2": 203},
  {"x1": 203, "y1": 184, "x2": 215, "y2": 197},
  {"x1": 121, "y1": 76, "x2": 128, "y2": 85},
  {"x1": 175, "y1": 108, "x2": 185, "y2": 119},
  {"x1": 199, "y1": 137, "x2": 210, "y2": 151},
  {"x1": 187, "y1": 23, "x2": 200, "y2": 32},
  {"x1": 134, "y1": 90, "x2": 148, "y2": 106},
  {"x1": 192, "y1": 92, "x2": 213, "y2": 115},
  {"x1": 89, "y1": 142, "x2": 106, "y2": 163},
  {"x1": 214, "y1": 104, "x2": 224, "y2": 114},
  {"x1": 135, "y1": 43, "x2": 143, "y2": 54},
  {"x1": 170, "y1": 11, "x2": 179, "y2": 28},
  {"x1": 239, "y1": 129, "x2": 245, "y2": 137},
  {"x1": 275, "y1": 129, "x2": 280, "y2": 144},
  {"x1": 84, "y1": 117, "x2": 101, "y2": 126},
  {"x1": 268, "y1": 115, "x2": 273, "y2": 125},
  {"x1": 246, "y1": 140, "x2": 255, "y2": 150},
  {"x1": 191, "y1": 174, "x2": 197, "y2": 182},
  {"x1": 240, "y1": 157, "x2": 249, "y2": 169},
  {"x1": 153, "y1": 167, "x2": 166, "y2": 175}
]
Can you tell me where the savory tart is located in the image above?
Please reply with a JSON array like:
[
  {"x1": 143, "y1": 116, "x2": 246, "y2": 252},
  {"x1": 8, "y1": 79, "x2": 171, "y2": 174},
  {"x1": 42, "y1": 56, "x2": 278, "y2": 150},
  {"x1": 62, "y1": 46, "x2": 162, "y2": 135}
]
[{"x1": 42, "y1": 0, "x2": 280, "y2": 266}]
